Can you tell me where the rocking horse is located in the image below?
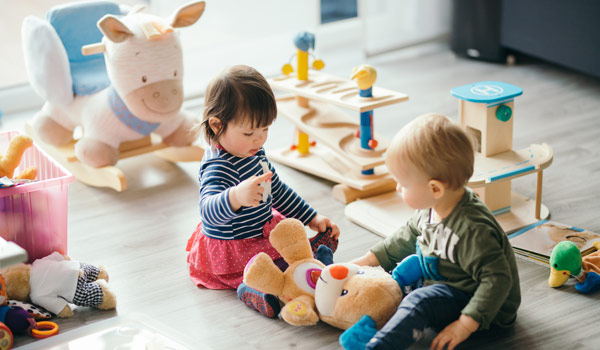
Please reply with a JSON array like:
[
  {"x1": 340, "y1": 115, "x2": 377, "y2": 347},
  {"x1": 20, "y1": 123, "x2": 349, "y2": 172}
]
[{"x1": 22, "y1": 1, "x2": 206, "y2": 191}]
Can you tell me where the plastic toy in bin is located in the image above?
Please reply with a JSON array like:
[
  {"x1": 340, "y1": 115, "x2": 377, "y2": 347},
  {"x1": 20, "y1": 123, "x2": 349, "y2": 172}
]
[
  {"x1": 0, "y1": 134, "x2": 37, "y2": 182},
  {"x1": 0, "y1": 131, "x2": 74, "y2": 264}
]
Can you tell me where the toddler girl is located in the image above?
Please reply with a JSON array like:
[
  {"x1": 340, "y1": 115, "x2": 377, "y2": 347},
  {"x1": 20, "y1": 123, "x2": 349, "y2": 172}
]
[{"x1": 186, "y1": 65, "x2": 340, "y2": 317}]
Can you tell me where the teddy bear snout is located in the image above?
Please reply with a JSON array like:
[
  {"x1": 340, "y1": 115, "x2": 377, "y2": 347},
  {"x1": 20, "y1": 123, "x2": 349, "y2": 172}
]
[{"x1": 329, "y1": 265, "x2": 349, "y2": 280}]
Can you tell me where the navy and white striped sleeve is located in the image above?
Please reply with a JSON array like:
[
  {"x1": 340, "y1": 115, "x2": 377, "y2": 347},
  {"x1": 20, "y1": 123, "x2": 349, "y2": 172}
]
[
  {"x1": 199, "y1": 159, "x2": 239, "y2": 226},
  {"x1": 268, "y1": 161, "x2": 316, "y2": 225}
]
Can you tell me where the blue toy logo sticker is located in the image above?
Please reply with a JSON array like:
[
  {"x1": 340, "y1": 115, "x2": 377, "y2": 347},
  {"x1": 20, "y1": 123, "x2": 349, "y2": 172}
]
[{"x1": 470, "y1": 84, "x2": 504, "y2": 96}]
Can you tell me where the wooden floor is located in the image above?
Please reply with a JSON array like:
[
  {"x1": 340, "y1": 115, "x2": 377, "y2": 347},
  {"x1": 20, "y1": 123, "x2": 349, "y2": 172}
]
[{"x1": 2, "y1": 42, "x2": 600, "y2": 349}]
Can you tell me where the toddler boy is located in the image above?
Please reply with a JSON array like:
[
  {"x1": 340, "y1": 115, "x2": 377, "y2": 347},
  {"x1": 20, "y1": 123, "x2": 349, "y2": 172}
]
[{"x1": 343, "y1": 113, "x2": 521, "y2": 350}]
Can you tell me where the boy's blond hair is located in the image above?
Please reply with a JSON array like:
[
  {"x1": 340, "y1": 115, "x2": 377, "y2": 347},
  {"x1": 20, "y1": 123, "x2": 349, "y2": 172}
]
[{"x1": 386, "y1": 113, "x2": 475, "y2": 190}]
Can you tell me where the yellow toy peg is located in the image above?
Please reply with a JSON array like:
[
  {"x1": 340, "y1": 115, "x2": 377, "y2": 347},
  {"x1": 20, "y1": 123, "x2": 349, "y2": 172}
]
[
  {"x1": 282, "y1": 63, "x2": 294, "y2": 75},
  {"x1": 297, "y1": 130, "x2": 310, "y2": 155},
  {"x1": 351, "y1": 64, "x2": 377, "y2": 90},
  {"x1": 312, "y1": 59, "x2": 325, "y2": 71},
  {"x1": 0, "y1": 135, "x2": 37, "y2": 180}
]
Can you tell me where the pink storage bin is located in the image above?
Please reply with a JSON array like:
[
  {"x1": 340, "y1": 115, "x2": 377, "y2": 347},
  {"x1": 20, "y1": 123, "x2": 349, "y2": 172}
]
[{"x1": 0, "y1": 130, "x2": 75, "y2": 263}]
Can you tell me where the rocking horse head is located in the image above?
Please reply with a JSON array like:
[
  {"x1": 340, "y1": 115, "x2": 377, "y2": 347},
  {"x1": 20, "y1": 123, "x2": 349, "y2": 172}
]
[{"x1": 86, "y1": 1, "x2": 205, "y2": 123}]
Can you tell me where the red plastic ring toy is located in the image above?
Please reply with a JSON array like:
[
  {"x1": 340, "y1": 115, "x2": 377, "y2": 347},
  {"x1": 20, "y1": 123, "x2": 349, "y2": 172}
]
[{"x1": 31, "y1": 321, "x2": 59, "y2": 339}]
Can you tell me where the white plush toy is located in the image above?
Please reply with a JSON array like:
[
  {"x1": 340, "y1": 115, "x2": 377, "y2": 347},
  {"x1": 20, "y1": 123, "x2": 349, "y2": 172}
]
[{"x1": 22, "y1": 1, "x2": 205, "y2": 167}]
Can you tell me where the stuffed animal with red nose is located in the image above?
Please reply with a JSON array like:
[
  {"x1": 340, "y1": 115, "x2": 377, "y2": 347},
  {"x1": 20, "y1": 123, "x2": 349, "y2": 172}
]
[
  {"x1": 243, "y1": 218, "x2": 325, "y2": 326},
  {"x1": 315, "y1": 262, "x2": 403, "y2": 330}
]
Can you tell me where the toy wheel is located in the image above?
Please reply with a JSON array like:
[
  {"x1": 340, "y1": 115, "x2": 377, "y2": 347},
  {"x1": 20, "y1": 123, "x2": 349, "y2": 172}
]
[
  {"x1": 31, "y1": 321, "x2": 59, "y2": 339},
  {"x1": 0, "y1": 323, "x2": 13, "y2": 350},
  {"x1": 282, "y1": 63, "x2": 294, "y2": 75},
  {"x1": 312, "y1": 59, "x2": 325, "y2": 70}
]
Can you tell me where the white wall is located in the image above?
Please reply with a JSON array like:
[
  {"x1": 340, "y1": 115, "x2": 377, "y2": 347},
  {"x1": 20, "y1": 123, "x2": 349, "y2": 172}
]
[{"x1": 360, "y1": 0, "x2": 451, "y2": 56}]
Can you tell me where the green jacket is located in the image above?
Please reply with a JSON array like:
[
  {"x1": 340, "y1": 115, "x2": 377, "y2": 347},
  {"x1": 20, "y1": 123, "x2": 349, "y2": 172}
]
[{"x1": 371, "y1": 188, "x2": 521, "y2": 330}]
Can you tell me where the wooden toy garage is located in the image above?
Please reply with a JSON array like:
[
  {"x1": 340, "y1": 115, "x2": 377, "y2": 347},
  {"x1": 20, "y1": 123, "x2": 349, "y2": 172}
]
[{"x1": 345, "y1": 81, "x2": 554, "y2": 236}]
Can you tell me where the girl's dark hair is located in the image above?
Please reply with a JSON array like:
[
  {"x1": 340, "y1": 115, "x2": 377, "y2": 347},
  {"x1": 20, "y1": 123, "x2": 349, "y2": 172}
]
[{"x1": 198, "y1": 65, "x2": 277, "y2": 144}]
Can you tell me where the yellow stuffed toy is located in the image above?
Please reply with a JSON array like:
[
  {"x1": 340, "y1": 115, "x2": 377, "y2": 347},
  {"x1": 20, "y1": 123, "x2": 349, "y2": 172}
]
[
  {"x1": 0, "y1": 135, "x2": 37, "y2": 180},
  {"x1": 243, "y1": 218, "x2": 404, "y2": 330},
  {"x1": 243, "y1": 218, "x2": 324, "y2": 326}
]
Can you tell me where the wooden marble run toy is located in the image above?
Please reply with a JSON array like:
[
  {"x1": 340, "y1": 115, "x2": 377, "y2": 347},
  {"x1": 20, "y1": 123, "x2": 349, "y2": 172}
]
[
  {"x1": 345, "y1": 81, "x2": 554, "y2": 236},
  {"x1": 268, "y1": 32, "x2": 409, "y2": 203}
]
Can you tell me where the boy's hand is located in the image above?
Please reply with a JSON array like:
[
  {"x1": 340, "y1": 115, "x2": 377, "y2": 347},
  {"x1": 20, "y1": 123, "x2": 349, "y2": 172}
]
[
  {"x1": 430, "y1": 314, "x2": 479, "y2": 350},
  {"x1": 230, "y1": 172, "x2": 272, "y2": 211},
  {"x1": 308, "y1": 214, "x2": 340, "y2": 239}
]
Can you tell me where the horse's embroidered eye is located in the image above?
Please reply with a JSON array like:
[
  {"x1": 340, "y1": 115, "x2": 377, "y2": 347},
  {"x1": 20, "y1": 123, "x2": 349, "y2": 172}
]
[
  {"x1": 340, "y1": 289, "x2": 348, "y2": 296},
  {"x1": 142, "y1": 76, "x2": 147, "y2": 83},
  {"x1": 174, "y1": 70, "x2": 178, "y2": 77},
  {"x1": 357, "y1": 270, "x2": 365, "y2": 275}
]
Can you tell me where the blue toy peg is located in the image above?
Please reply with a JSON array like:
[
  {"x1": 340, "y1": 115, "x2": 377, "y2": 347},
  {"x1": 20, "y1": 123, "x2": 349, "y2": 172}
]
[
  {"x1": 351, "y1": 65, "x2": 378, "y2": 176},
  {"x1": 293, "y1": 31, "x2": 315, "y2": 52}
]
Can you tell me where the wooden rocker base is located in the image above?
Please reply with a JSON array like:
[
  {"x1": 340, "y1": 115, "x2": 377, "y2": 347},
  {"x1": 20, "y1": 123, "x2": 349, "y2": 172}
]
[
  {"x1": 345, "y1": 190, "x2": 549, "y2": 238},
  {"x1": 25, "y1": 123, "x2": 204, "y2": 192}
]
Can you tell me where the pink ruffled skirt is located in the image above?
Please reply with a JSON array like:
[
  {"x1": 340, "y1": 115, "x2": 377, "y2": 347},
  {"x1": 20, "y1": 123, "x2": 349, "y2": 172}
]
[{"x1": 186, "y1": 210, "x2": 285, "y2": 290}]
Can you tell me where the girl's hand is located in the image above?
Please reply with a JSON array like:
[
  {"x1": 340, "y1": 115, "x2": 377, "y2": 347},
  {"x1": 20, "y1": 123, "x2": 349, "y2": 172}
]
[
  {"x1": 308, "y1": 214, "x2": 340, "y2": 239},
  {"x1": 229, "y1": 172, "x2": 272, "y2": 211}
]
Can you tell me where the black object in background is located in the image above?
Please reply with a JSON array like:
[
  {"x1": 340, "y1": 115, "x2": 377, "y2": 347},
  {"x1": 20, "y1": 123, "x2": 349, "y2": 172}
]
[
  {"x1": 501, "y1": 0, "x2": 600, "y2": 79},
  {"x1": 450, "y1": 0, "x2": 507, "y2": 62}
]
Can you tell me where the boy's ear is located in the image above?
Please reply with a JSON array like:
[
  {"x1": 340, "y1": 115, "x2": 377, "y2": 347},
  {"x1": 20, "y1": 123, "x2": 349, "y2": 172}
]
[
  {"x1": 428, "y1": 179, "x2": 445, "y2": 199},
  {"x1": 208, "y1": 117, "x2": 221, "y2": 134}
]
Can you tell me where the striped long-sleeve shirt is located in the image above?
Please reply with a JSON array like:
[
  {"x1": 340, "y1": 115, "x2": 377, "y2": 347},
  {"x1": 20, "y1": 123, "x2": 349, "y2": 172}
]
[{"x1": 199, "y1": 147, "x2": 316, "y2": 239}]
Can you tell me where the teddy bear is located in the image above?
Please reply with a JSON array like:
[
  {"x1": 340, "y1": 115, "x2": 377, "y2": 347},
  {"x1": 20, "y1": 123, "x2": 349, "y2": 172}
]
[
  {"x1": 0, "y1": 134, "x2": 37, "y2": 180},
  {"x1": 0, "y1": 252, "x2": 116, "y2": 317},
  {"x1": 314, "y1": 262, "x2": 403, "y2": 330},
  {"x1": 243, "y1": 218, "x2": 404, "y2": 330},
  {"x1": 243, "y1": 218, "x2": 325, "y2": 326}
]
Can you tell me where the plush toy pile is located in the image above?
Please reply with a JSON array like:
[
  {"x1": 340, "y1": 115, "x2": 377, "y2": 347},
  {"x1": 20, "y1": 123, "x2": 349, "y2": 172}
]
[{"x1": 0, "y1": 252, "x2": 116, "y2": 318}]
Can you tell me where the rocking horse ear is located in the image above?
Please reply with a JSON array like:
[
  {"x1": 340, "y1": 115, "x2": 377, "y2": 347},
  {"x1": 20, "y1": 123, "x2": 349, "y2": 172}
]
[
  {"x1": 169, "y1": 1, "x2": 205, "y2": 28},
  {"x1": 98, "y1": 15, "x2": 134, "y2": 43}
]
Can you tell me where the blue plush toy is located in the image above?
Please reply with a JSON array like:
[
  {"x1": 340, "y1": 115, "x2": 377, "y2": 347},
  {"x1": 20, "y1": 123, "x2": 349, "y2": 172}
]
[{"x1": 339, "y1": 254, "x2": 423, "y2": 350}]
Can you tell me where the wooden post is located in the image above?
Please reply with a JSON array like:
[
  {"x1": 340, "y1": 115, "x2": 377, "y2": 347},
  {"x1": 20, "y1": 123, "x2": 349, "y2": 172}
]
[{"x1": 535, "y1": 170, "x2": 543, "y2": 219}]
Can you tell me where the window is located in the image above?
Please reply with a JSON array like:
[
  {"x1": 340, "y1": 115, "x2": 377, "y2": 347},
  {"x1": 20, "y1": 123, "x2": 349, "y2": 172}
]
[{"x1": 321, "y1": 0, "x2": 357, "y2": 24}]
